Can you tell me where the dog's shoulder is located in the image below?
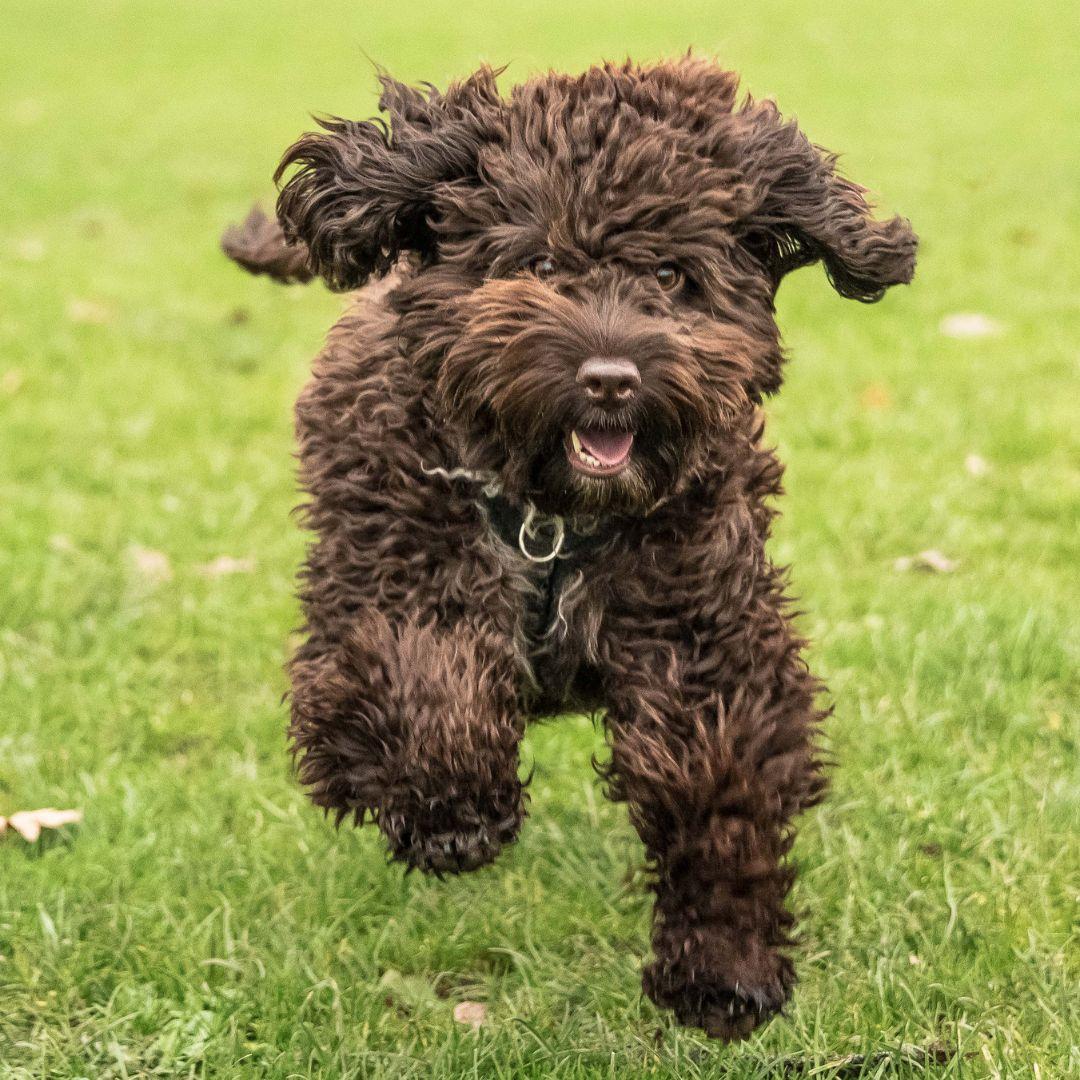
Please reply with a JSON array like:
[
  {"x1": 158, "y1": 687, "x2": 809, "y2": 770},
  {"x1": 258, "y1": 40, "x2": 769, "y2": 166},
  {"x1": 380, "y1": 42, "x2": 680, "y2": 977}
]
[
  {"x1": 317, "y1": 273, "x2": 404, "y2": 382},
  {"x1": 297, "y1": 275, "x2": 423, "y2": 440}
]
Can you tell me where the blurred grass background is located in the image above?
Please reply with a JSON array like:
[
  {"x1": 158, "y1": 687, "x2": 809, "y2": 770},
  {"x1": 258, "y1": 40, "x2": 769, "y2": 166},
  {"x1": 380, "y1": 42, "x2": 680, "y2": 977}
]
[{"x1": 0, "y1": 2, "x2": 1077, "y2": 1076}]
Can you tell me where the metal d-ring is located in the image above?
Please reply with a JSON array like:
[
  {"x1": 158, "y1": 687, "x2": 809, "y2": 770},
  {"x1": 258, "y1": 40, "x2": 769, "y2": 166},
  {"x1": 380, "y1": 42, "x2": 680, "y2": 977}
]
[{"x1": 518, "y1": 510, "x2": 566, "y2": 564}]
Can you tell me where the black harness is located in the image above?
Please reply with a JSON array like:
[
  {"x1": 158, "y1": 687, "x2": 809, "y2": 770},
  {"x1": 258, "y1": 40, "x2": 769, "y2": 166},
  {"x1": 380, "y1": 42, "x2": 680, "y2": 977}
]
[{"x1": 480, "y1": 490, "x2": 609, "y2": 652}]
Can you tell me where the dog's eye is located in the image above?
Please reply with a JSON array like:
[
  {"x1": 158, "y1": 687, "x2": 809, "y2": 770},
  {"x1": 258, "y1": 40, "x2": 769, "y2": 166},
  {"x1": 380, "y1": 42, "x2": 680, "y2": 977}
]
[
  {"x1": 655, "y1": 265, "x2": 684, "y2": 293},
  {"x1": 530, "y1": 255, "x2": 558, "y2": 281}
]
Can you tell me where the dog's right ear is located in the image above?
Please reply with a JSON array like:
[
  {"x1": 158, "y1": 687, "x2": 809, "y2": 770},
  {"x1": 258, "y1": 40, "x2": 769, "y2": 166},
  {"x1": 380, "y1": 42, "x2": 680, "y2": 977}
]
[{"x1": 275, "y1": 68, "x2": 503, "y2": 291}]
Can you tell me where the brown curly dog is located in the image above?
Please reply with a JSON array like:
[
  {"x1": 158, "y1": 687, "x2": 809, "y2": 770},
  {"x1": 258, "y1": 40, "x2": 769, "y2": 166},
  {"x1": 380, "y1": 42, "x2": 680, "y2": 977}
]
[{"x1": 223, "y1": 56, "x2": 916, "y2": 1040}]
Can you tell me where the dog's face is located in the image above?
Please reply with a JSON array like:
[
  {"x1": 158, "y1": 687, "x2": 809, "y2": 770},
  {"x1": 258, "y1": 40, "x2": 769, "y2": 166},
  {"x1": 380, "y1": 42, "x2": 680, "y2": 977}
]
[{"x1": 277, "y1": 59, "x2": 916, "y2": 515}]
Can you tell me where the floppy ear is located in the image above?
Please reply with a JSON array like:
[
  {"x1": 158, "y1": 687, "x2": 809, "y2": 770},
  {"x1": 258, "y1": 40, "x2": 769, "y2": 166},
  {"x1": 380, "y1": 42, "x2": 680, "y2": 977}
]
[
  {"x1": 737, "y1": 101, "x2": 917, "y2": 302},
  {"x1": 275, "y1": 68, "x2": 503, "y2": 291}
]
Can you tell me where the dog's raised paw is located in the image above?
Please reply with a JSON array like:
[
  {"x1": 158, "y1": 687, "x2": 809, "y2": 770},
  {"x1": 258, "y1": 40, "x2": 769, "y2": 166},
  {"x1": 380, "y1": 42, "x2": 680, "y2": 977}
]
[{"x1": 378, "y1": 794, "x2": 522, "y2": 876}]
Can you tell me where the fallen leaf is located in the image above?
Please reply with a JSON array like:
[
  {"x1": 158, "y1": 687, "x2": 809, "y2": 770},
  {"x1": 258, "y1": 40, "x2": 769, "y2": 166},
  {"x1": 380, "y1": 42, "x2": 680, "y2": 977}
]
[
  {"x1": 1, "y1": 369, "x2": 24, "y2": 395},
  {"x1": 67, "y1": 298, "x2": 113, "y2": 325},
  {"x1": 894, "y1": 550, "x2": 959, "y2": 573},
  {"x1": 15, "y1": 237, "x2": 45, "y2": 262},
  {"x1": 130, "y1": 545, "x2": 172, "y2": 583},
  {"x1": 453, "y1": 1001, "x2": 486, "y2": 1030},
  {"x1": 940, "y1": 313, "x2": 1003, "y2": 339},
  {"x1": 1, "y1": 808, "x2": 82, "y2": 842},
  {"x1": 859, "y1": 383, "x2": 893, "y2": 411},
  {"x1": 964, "y1": 453, "x2": 991, "y2": 476},
  {"x1": 200, "y1": 556, "x2": 255, "y2": 578}
]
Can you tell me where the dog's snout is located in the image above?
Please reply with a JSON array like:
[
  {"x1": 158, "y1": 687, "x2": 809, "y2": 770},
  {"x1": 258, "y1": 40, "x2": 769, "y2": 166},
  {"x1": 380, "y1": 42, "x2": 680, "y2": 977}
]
[{"x1": 576, "y1": 357, "x2": 641, "y2": 406}]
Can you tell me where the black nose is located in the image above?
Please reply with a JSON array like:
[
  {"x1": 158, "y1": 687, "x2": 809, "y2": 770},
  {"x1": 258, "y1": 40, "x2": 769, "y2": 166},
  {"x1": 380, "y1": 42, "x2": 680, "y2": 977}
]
[{"x1": 576, "y1": 357, "x2": 641, "y2": 406}]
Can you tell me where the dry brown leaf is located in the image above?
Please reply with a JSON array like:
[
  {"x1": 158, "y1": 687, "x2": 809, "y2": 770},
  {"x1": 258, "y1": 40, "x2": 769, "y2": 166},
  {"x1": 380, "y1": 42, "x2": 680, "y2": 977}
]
[
  {"x1": 965, "y1": 453, "x2": 991, "y2": 476},
  {"x1": 940, "y1": 313, "x2": 1003, "y2": 339},
  {"x1": 200, "y1": 555, "x2": 255, "y2": 578},
  {"x1": 67, "y1": 298, "x2": 113, "y2": 325},
  {"x1": 130, "y1": 545, "x2": 172, "y2": 583},
  {"x1": 859, "y1": 383, "x2": 893, "y2": 411},
  {"x1": 1, "y1": 369, "x2": 24, "y2": 396},
  {"x1": 453, "y1": 1001, "x2": 486, "y2": 1030},
  {"x1": 1, "y1": 808, "x2": 82, "y2": 842},
  {"x1": 894, "y1": 550, "x2": 959, "y2": 573}
]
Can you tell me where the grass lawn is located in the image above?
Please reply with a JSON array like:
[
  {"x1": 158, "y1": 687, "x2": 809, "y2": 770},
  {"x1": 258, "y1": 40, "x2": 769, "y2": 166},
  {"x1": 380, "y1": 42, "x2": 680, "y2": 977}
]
[{"x1": 1, "y1": 1, "x2": 1077, "y2": 1076}]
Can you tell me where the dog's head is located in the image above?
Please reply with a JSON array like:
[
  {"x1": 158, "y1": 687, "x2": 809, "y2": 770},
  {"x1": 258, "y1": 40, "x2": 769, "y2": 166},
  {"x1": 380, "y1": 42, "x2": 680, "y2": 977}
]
[{"x1": 277, "y1": 58, "x2": 916, "y2": 515}]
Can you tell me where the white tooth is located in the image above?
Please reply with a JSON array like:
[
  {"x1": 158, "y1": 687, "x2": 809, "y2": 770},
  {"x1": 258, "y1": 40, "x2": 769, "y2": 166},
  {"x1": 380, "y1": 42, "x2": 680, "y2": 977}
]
[{"x1": 571, "y1": 430, "x2": 583, "y2": 454}]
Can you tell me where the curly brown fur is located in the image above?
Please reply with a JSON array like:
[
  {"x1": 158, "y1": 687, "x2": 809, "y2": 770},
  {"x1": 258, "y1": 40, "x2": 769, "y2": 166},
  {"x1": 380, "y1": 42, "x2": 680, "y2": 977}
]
[{"x1": 224, "y1": 55, "x2": 915, "y2": 1040}]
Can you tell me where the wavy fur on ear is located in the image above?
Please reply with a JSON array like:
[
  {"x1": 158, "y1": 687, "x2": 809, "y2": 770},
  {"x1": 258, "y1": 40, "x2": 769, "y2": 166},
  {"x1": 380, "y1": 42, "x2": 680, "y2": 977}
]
[
  {"x1": 274, "y1": 68, "x2": 505, "y2": 291},
  {"x1": 737, "y1": 100, "x2": 917, "y2": 302}
]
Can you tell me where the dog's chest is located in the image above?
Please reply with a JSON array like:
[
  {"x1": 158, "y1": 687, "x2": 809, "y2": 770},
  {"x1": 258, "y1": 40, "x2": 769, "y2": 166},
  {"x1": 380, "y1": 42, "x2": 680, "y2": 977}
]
[{"x1": 480, "y1": 492, "x2": 607, "y2": 709}]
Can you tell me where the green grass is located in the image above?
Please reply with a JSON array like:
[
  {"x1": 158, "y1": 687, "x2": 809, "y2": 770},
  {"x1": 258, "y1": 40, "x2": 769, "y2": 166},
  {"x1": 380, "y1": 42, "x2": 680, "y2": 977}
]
[{"x1": 1, "y1": 1, "x2": 1077, "y2": 1076}]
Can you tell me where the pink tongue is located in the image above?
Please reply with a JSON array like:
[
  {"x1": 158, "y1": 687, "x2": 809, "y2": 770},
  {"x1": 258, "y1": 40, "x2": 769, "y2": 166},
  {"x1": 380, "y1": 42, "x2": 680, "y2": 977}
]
[{"x1": 578, "y1": 428, "x2": 634, "y2": 466}]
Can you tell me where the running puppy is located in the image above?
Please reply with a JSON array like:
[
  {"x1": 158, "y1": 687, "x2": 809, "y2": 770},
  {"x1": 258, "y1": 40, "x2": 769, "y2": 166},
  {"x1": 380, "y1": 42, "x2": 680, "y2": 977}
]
[{"x1": 224, "y1": 57, "x2": 916, "y2": 1040}]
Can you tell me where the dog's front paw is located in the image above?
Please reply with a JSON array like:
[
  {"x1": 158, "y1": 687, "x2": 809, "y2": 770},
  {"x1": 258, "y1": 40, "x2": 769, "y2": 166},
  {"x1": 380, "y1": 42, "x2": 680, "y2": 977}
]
[
  {"x1": 644, "y1": 935, "x2": 794, "y2": 1041},
  {"x1": 378, "y1": 781, "x2": 524, "y2": 875}
]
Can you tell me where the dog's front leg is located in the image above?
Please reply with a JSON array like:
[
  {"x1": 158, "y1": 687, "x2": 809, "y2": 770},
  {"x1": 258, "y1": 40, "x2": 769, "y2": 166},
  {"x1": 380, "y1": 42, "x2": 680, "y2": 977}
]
[
  {"x1": 289, "y1": 610, "x2": 525, "y2": 875},
  {"x1": 601, "y1": 629, "x2": 825, "y2": 1040}
]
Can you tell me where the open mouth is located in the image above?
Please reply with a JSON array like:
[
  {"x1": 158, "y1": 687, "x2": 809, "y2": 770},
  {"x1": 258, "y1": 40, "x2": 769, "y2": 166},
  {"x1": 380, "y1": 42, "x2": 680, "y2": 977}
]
[{"x1": 566, "y1": 427, "x2": 634, "y2": 478}]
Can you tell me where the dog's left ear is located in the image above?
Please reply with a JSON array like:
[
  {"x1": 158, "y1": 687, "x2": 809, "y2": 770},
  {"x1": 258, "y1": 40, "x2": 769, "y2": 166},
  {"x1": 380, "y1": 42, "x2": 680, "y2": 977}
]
[
  {"x1": 737, "y1": 102, "x2": 917, "y2": 303},
  {"x1": 275, "y1": 68, "x2": 503, "y2": 291}
]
